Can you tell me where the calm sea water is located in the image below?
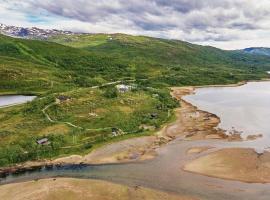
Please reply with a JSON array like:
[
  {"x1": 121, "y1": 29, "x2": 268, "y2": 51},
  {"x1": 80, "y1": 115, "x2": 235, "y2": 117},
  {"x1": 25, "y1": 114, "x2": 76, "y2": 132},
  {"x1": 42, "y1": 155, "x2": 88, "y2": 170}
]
[
  {"x1": 184, "y1": 81, "x2": 270, "y2": 148},
  {"x1": 0, "y1": 95, "x2": 36, "y2": 108}
]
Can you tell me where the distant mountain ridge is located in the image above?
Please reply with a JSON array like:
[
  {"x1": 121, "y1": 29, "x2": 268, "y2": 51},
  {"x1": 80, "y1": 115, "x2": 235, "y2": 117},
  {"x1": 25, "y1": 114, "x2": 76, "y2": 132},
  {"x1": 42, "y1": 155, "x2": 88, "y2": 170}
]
[
  {"x1": 241, "y1": 47, "x2": 270, "y2": 56},
  {"x1": 2, "y1": 22, "x2": 270, "y2": 57},
  {"x1": 0, "y1": 23, "x2": 74, "y2": 39}
]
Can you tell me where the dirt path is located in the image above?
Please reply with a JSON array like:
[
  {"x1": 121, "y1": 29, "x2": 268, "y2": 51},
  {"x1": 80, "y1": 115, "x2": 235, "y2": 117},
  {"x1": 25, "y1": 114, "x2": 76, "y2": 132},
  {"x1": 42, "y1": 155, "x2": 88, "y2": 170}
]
[{"x1": 41, "y1": 80, "x2": 137, "y2": 130}]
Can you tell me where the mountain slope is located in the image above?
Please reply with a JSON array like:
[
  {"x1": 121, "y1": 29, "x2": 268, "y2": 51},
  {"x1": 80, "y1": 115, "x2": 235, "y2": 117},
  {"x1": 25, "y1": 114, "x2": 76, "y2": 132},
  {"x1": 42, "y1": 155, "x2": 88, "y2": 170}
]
[
  {"x1": 1, "y1": 22, "x2": 270, "y2": 89},
  {"x1": 1, "y1": 32, "x2": 270, "y2": 95},
  {"x1": 0, "y1": 34, "x2": 133, "y2": 94},
  {"x1": 49, "y1": 33, "x2": 270, "y2": 86}
]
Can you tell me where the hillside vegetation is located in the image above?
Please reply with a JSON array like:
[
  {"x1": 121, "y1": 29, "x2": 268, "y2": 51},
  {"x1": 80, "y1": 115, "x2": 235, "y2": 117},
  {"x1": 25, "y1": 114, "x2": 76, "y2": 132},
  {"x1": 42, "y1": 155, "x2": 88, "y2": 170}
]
[
  {"x1": 0, "y1": 33, "x2": 270, "y2": 166},
  {"x1": 0, "y1": 34, "x2": 134, "y2": 95},
  {"x1": 49, "y1": 33, "x2": 270, "y2": 86}
]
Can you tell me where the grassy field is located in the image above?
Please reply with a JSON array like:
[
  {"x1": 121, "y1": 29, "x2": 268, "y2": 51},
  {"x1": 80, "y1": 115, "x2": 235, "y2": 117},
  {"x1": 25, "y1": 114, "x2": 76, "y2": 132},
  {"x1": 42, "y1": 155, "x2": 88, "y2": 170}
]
[
  {"x1": 0, "y1": 84, "x2": 177, "y2": 166},
  {"x1": 0, "y1": 33, "x2": 270, "y2": 166}
]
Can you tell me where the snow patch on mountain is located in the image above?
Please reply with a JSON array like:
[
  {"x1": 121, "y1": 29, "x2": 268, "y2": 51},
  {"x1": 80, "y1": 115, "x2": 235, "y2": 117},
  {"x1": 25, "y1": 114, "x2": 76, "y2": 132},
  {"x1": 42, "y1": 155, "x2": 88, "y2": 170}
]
[{"x1": 0, "y1": 23, "x2": 74, "y2": 39}]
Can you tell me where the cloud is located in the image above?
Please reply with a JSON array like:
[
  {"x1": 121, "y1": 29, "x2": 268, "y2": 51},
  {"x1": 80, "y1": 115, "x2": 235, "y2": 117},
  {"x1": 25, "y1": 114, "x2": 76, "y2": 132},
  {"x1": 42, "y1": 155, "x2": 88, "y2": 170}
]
[{"x1": 1, "y1": 0, "x2": 270, "y2": 49}]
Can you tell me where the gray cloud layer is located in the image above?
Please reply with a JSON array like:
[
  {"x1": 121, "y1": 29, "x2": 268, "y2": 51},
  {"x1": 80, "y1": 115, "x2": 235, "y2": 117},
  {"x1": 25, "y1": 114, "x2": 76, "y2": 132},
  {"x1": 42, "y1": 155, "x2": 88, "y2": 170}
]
[{"x1": 2, "y1": 0, "x2": 270, "y2": 49}]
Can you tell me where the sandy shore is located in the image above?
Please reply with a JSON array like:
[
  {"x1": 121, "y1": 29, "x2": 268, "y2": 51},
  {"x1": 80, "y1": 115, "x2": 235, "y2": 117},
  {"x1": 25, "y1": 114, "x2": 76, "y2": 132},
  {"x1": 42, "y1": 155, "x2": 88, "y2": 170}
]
[
  {"x1": 184, "y1": 148, "x2": 270, "y2": 183},
  {"x1": 0, "y1": 178, "x2": 197, "y2": 200},
  {"x1": 186, "y1": 146, "x2": 213, "y2": 155},
  {"x1": 53, "y1": 136, "x2": 158, "y2": 165}
]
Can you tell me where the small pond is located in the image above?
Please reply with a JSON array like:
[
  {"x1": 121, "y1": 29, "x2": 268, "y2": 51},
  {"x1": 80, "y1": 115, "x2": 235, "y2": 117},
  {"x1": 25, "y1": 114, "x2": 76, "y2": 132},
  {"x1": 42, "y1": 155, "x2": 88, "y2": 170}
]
[{"x1": 0, "y1": 95, "x2": 36, "y2": 108}]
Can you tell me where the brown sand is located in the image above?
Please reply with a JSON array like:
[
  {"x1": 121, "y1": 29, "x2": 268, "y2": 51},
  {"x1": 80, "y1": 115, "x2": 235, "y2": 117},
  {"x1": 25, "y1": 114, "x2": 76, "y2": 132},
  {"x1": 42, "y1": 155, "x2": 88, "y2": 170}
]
[
  {"x1": 0, "y1": 178, "x2": 197, "y2": 200},
  {"x1": 186, "y1": 147, "x2": 213, "y2": 155},
  {"x1": 53, "y1": 136, "x2": 157, "y2": 165},
  {"x1": 184, "y1": 148, "x2": 270, "y2": 183}
]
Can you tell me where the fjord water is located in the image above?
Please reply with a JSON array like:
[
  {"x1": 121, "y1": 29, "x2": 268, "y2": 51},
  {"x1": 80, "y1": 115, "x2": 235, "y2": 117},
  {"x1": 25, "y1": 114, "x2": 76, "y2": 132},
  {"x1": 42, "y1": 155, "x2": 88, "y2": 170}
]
[
  {"x1": 0, "y1": 95, "x2": 36, "y2": 108},
  {"x1": 184, "y1": 81, "x2": 270, "y2": 149}
]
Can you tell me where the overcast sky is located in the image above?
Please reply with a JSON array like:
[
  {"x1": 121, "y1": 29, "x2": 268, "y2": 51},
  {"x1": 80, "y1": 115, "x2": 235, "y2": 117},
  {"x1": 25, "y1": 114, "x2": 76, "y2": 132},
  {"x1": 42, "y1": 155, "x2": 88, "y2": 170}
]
[{"x1": 1, "y1": 0, "x2": 270, "y2": 50}]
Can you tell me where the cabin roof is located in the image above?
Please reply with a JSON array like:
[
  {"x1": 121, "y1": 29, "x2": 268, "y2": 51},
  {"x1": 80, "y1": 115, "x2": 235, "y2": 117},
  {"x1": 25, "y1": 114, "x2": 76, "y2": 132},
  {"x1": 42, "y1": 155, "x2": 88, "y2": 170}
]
[{"x1": 37, "y1": 138, "x2": 49, "y2": 144}]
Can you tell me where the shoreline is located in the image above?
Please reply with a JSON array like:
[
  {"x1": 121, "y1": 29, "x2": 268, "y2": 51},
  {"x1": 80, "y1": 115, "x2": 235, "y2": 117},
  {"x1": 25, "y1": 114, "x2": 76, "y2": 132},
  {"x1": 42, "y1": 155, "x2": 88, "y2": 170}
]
[
  {"x1": 181, "y1": 80, "x2": 270, "y2": 183},
  {"x1": 193, "y1": 78, "x2": 270, "y2": 89},
  {"x1": 0, "y1": 83, "x2": 240, "y2": 177},
  {"x1": 1, "y1": 80, "x2": 270, "y2": 183}
]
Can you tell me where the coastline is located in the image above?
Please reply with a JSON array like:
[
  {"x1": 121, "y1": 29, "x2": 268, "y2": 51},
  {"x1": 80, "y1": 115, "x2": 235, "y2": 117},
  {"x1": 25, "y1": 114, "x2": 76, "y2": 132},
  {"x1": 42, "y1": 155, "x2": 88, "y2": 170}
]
[
  {"x1": 1, "y1": 80, "x2": 270, "y2": 184},
  {"x1": 182, "y1": 80, "x2": 270, "y2": 183},
  {"x1": 0, "y1": 83, "x2": 239, "y2": 176}
]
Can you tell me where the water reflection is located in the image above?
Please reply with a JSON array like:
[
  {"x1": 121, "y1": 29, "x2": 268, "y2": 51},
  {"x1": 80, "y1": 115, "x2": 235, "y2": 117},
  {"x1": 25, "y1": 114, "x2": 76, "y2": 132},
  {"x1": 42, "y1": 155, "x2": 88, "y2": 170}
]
[{"x1": 184, "y1": 81, "x2": 270, "y2": 150}]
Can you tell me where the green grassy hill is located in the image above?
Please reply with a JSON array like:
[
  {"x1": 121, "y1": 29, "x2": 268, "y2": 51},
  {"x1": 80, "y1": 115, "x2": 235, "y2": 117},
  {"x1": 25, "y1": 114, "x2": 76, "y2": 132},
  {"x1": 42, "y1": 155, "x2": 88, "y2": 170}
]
[
  {"x1": 1, "y1": 33, "x2": 269, "y2": 95},
  {"x1": 0, "y1": 34, "x2": 135, "y2": 95},
  {"x1": 49, "y1": 33, "x2": 270, "y2": 86},
  {"x1": 0, "y1": 33, "x2": 270, "y2": 166}
]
